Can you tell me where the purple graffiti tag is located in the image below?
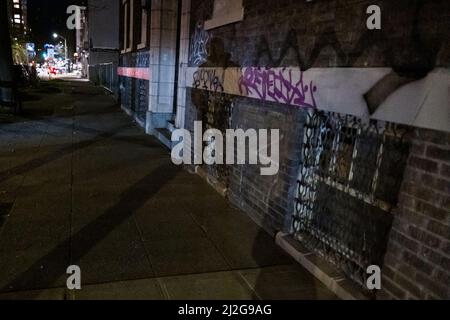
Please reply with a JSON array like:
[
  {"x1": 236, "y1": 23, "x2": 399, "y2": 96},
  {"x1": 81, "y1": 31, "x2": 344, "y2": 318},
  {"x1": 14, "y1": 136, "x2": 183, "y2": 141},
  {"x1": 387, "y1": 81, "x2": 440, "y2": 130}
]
[{"x1": 239, "y1": 67, "x2": 318, "y2": 109}]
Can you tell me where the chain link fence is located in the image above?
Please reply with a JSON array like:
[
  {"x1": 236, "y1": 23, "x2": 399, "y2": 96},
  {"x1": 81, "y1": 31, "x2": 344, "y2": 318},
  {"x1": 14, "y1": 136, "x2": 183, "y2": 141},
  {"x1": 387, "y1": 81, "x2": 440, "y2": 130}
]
[{"x1": 293, "y1": 110, "x2": 410, "y2": 290}]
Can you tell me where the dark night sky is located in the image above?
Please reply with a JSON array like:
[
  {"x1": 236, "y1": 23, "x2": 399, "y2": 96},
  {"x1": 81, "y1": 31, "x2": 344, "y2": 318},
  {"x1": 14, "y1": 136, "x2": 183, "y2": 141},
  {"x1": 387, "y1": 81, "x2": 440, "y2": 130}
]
[{"x1": 28, "y1": 0, "x2": 86, "y2": 53}]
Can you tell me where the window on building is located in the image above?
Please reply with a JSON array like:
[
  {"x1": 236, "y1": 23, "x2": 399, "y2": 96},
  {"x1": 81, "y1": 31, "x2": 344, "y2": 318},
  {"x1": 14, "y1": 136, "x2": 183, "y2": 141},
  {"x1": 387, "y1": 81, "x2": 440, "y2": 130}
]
[
  {"x1": 293, "y1": 112, "x2": 410, "y2": 288},
  {"x1": 205, "y1": 0, "x2": 244, "y2": 30},
  {"x1": 121, "y1": 0, "x2": 134, "y2": 53},
  {"x1": 137, "y1": 0, "x2": 149, "y2": 49}
]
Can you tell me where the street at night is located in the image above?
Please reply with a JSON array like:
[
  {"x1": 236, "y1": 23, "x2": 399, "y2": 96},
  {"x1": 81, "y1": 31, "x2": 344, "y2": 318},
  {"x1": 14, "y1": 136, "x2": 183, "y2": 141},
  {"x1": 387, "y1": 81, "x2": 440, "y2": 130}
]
[{"x1": 0, "y1": 0, "x2": 449, "y2": 306}]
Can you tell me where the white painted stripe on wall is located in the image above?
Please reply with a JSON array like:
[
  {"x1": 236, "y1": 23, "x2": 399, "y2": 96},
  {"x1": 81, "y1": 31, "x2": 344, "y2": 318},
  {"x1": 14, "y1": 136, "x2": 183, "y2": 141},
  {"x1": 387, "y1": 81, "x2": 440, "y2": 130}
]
[{"x1": 186, "y1": 67, "x2": 450, "y2": 133}]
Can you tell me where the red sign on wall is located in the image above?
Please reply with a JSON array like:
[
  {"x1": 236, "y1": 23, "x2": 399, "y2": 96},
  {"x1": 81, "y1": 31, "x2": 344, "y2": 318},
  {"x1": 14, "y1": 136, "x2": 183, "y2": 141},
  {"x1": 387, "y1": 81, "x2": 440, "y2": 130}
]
[{"x1": 117, "y1": 67, "x2": 150, "y2": 81}]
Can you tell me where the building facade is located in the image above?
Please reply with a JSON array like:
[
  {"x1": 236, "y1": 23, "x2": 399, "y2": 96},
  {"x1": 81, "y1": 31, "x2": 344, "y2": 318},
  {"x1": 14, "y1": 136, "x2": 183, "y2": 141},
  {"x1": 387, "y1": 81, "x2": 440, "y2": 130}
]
[
  {"x1": 85, "y1": 0, "x2": 121, "y2": 94},
  {"x1": 7, "y1": 0, "x2": 28, "y2": 41},
  {"x1": 75, "y1": 5, "x2": 89, "y2": 78},
  {"x1": 118, "y1": 0, "x2": 179, "y2": 136},
  {"x1": 111, "y1": 0, "x2": 449, "y2": 299}
]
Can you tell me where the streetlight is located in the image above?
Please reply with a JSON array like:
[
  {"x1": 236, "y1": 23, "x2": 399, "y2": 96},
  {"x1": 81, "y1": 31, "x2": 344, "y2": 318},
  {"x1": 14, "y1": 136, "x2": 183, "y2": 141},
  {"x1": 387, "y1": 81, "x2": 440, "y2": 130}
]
[
  {"x1": 53, "y1": 33, "x2": 70, "y2": 73},
  {"x1": 52, "y1": 33, "x2": 67, "y2": 60}
]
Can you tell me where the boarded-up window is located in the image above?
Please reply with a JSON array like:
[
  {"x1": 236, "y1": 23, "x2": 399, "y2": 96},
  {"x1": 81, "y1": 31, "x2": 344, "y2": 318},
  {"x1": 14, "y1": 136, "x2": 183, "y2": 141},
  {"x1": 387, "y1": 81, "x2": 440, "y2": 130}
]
[
  {"x1": 121, "y1": 0, "x2": 134, "y2": 52},
  {"x1": 204, "y1": 0, "x2": 244, "y2": 30}
]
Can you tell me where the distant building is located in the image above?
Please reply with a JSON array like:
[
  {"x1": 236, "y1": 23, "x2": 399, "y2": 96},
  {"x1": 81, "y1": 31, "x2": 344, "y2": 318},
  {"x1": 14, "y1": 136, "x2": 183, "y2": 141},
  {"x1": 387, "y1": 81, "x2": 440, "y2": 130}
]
[
  {"x1": 7, "y1": 0, "x2": 29, "y2": 41},
  {"x1": 75, "y1": 6, "x2": 89, "y2": 77},
  {"x1": 118, "y1": 0, "x2": 178, "y2": 137},
  {"x1": 86, "y1": 0, "x2": 120, "y2": 94}
]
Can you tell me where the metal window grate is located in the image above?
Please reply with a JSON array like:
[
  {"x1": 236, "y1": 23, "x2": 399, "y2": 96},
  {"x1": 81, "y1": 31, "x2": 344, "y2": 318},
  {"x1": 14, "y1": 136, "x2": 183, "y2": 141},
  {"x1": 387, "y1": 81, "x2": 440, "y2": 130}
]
[{"x1": 293, "y1": 110, "x2": 410, "y2": 289}]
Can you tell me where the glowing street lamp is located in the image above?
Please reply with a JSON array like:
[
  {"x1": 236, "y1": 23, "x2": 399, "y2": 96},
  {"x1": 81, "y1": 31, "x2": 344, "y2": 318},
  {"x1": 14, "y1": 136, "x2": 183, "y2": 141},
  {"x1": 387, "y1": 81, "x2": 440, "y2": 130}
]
[{"x1": 52, "y1": 33, "x2": 68, "y2": 60}]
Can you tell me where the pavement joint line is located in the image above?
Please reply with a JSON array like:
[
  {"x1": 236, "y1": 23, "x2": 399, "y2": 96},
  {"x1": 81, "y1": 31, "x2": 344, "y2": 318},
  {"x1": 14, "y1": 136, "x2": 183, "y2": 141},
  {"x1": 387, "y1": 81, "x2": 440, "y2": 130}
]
[
  {"x1": 156, "y1": 278, "x2": 171, "y2": 300},
  {"x1": 0, "y1": 263, "x2": 299, "y2": 296},
  {"x1": 235, "y1": 270, "x2": 262, "y2": 300},
  {"x1": 69, "y1": 102, "x2": 76, "y2": 267},
  {"x1": 131, "y1": 213, "x2": 158, "y2": 279},
  {"x1": 0, "y1": 265, "x2": 296, "y2": 299},
  {"x1": 183, "y1": 206, "x2": 235, "y2": 270}
]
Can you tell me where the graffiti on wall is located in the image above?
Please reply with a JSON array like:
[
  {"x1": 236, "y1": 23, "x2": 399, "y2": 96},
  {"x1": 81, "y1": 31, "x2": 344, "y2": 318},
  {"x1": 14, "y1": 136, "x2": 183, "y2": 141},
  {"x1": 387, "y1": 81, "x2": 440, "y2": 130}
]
[
  {"x1": 239, "y1": 67, "x2": 318, "y2": 109},
  {"x1": 191, "y1": 81, "x2": 234, "y2": 187},
  {"x1": 252, "y1": 0, "x2": 448, "y2": 116},
  {"x1": 190, "y1": 21, "x2": 210, "y2": 66},
  {"x1": 189, "y1": 66, "x2": 318, "y2": 110},
  {"x1": 193, "y1": 68, "x2": 224, "y2": 93},
  {"x1": 186, "y1": 65, "x2": 450, "y2": 132}
]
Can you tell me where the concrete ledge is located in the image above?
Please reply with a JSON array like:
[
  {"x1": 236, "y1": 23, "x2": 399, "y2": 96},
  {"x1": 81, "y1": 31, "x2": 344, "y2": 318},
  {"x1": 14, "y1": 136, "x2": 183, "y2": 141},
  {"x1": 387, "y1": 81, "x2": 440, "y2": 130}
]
[
  {"x1": 154, "y1": 128, "x2": 173, "y2": 150},
  {"x1": 121, "y1": 104, "x2": 133, "y2": 117},
  {"x1": 195, "y1": 166, "x2": 228, "y2": 198},
  {"x1": 275, "y1": 232, "x2": 371, "y2": 300},
  {"x1": 121, "y1": 105, "x2": 146, "y2": 128},
  {"x1": 146, "y1": 111, "x2": 173, "y2": 136}
]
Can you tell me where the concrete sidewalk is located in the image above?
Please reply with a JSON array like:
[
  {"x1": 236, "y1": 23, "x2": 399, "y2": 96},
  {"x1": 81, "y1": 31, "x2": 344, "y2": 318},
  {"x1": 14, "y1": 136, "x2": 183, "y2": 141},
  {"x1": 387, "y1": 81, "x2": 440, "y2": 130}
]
[{"x1": 0, "y1": 80, "x2": 336, "y2": 300}]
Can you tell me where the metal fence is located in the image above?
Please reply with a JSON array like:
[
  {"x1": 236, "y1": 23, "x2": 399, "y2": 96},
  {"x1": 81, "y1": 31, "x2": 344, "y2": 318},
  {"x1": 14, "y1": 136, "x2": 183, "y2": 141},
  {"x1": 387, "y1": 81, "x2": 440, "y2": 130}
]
[
  {"x1": 89, "y1": 62, "x2": 117, "y2": 94},
  {"x1": 293, "y1": 110, "x2": 410, "y2": 290}
]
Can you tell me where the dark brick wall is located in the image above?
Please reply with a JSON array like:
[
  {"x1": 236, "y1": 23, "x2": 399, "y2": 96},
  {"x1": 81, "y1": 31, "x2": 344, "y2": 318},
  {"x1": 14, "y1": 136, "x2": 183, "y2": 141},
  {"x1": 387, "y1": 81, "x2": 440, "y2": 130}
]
[
  {"x1": 185, "y1": 87, "x2": 305, "y2": 235},
  {"x1": 190, "y1": 0, "x2": 449, "y2": 69},
  {"x1": 119, "y1": 50, "x2": 150, "y2": 123},
  {"x1": 381, "y1": 129, "x2": 450, "y2": 300},
  {"x1": 228, "y1": 98, "x2": 306, "y2": 234},
  {"x1": 186, "y1": 0, "x2": 450, "y2": 296}
]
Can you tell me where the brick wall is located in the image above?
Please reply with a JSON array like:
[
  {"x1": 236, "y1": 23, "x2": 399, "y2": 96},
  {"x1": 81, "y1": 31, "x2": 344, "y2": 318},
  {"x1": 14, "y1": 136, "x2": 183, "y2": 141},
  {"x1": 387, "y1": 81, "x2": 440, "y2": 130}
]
[
  {"x1": 190, "y1": 0, "x2": 449, "y2": 69},
  {"x1": 381, "y1": 129, "x2": 450, "y2": 299},
  {"x1": 186, "y1": 0, "x2": 450, "y2": 296},
  {"x1": 227, "y1": 98, "x2": 306, "y2": 234}
]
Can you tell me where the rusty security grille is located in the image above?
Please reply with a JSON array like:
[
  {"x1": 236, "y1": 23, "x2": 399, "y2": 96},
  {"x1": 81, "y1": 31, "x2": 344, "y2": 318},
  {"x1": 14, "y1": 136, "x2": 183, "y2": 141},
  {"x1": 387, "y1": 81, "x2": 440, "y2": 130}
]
[{"x1": 293, "y1": 110, "x2": 410, "y2": 289}]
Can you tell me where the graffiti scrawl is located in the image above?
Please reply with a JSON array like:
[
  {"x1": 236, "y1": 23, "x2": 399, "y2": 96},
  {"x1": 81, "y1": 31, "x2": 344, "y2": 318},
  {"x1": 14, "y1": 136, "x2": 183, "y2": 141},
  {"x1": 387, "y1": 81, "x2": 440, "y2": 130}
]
[
  {"x1": 190, "y1": 21, "x2": 210, "y2": 66},
  {"x1": 239, "y1": 67, "x2": 318, "y2": 109},
  {"x1": 193, "y1": 68, "x2": 224, "y2": 93}
]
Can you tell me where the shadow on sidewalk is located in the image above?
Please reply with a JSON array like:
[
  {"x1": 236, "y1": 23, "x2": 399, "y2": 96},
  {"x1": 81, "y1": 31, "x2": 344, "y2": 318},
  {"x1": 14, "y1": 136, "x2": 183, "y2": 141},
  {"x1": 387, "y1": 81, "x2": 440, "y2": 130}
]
[
  {"x1": 1, "y1": 162, "x2": 180, "y2": 296},
  {"x1": 0, "y1": 123, "x2": 132, "y2": 184}
]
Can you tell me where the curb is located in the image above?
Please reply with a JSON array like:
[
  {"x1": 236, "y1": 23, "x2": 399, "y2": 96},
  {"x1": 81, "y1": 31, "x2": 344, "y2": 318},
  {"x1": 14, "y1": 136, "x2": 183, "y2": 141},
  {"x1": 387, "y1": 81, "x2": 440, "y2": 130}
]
[{"x1": 275, "y1": 232, "x2": 371, "y2": 300}]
